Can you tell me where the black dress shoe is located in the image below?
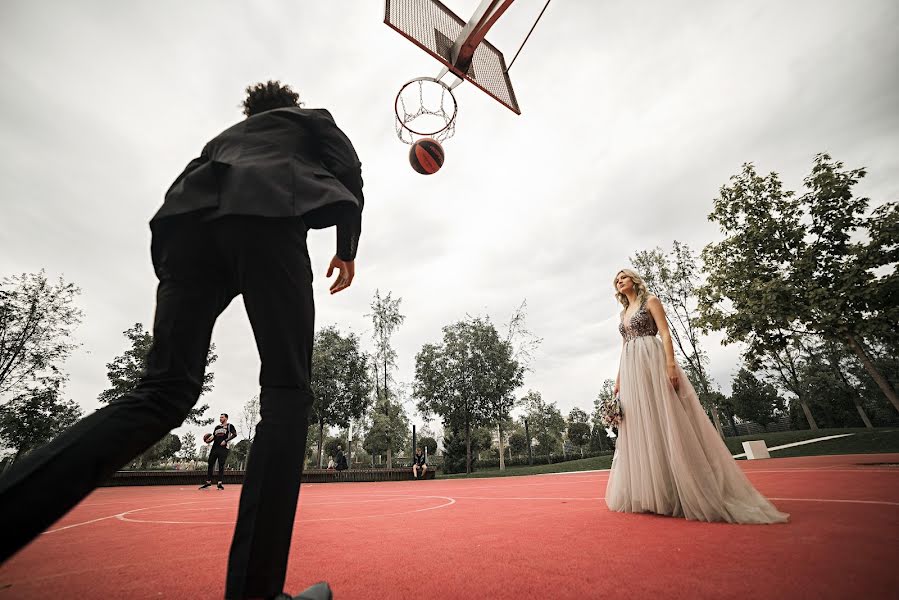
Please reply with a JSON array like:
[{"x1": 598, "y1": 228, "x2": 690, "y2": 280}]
[
  {"x1": 296, "y1": 582, "x2": 332, "y2": 600},
  {"x1": 268, "y1": 581, "x2": 332, "y2": 600}
]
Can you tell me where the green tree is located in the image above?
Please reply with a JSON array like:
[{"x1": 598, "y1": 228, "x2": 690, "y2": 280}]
[
  {"x1": 522, "y1": 390, "x2": 565, "y2": 461},
  {"x1": 797, "y1": 340, "x2": 877, "y2": 429},
  {"x1": 818, "y1": 338, "x2": 876, "y2": 429},
  {"x1": 588, "y1": 423, "x2": 613, "y2": 452},
  {"x1": 498, "y1": 300, "x2": 542, "y2": 469},
  {"x1": 0, "y1": 376, "x2": 82, "y2": 462},
  {"x1": 632, "y1": 242, "x2": 725, "y2": 437},
  {"x1": 471, "y1": 427, "x2": 493, "y2": 460},
  {"x1": 180, "y1": 432, "x2": 197, "y2": 463},
  {"x1": 441, "y1": 426, "x2": 469, "y2": 474},
  {"x1": 417, "y1": 435, "x2": 438, "y2": 457},
  {"x1": 323, "y1": 435, "x2": 344, "y2": 460},
  {"x1": 363, "y1": 395, "x2": 409, "y2": 462},
  {"x1": 711, "y1": 390, "x2": 740, "y2": 436},
  {"x1": 474, "y1": 316, "x2": 522, "y2": 471},
  {"x1": 227, "y1": 439, "x2": 251, "y2": 469},
  {"x1": 730, "y1": 368, "x2": 785, "y2": 429},
  {"x1": 238, "y1": 394, "x2": 260, "y2": 465},
  {"x1": 508, "y1": 430, "x2": 529, "y2": 457},
  {"x1": 367, "y1": 290, "x2": 406, "y2": 468},
  {"x1": 414, "y1": 317, "x2": 517, "y2": 474},
  {"x1": 700, "y1": 156, "x2": 898, "y2": 426},
  {"x1": 98, "y1": 323, "x2": 215, "y2": 426},
  {"x1": 566, "y1": 407, "x2": 591, "y2": 454},
  {"x1": 136, "y1": 433, "x2": 181, "y2": 467},
  {"x1": 0, "y1": 271, "x2": 83, "y2": 397},
  {"x1": 310, "y1": 326, "x2": 373, "y2": 467}
]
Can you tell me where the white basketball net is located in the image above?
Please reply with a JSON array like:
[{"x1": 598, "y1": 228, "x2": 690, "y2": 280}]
[{"x1": 394, "y1": 78, "x2": 457, "y2": 145}]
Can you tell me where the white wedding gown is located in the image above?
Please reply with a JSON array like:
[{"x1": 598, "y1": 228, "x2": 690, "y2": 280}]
[{"x1": 605, "y1": 300, "x2": 789, "y2": 524}]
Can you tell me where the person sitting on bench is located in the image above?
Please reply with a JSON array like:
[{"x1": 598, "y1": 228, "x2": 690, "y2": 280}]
[{"x1": 412, "y1": 447, "x2": 427, "y2": 479}]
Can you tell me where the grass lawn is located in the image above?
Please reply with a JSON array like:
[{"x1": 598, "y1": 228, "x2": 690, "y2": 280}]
[
  {"x1": 437, "y1": 428, "x2": 899, "y2": 479},
  {"x1": 723, "y1": 427, "x2": 899, "y2": 457},
  {"x1": 437, "y1": 454, "x2": 614, "y2": 479}
]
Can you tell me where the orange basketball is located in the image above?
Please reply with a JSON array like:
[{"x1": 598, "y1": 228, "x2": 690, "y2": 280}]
[
  {"x1": 409, "y1": 138, "x2": 444, "y2": 174},
  {"x1": 203, "y1": 433, "x2": 214, "y2": 443}
]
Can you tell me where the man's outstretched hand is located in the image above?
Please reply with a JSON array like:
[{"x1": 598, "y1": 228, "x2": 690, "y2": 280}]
[{"x1": 327, "y1": 255, "x2": 355, "y2": 295}]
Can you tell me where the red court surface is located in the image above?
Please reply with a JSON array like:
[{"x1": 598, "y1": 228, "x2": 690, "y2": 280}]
[{"x1": 2, "y1": 453, "x2": 897, "y2": 599}]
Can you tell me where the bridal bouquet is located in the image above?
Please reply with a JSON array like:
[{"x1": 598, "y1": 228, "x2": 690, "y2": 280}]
[{"x1": 598, "y1": 395, "x2": 622, "y2": 428}]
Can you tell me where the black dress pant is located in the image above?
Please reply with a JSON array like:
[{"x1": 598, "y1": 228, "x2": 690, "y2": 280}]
[
  {"x1": 208, "y1": 445, "x2": 229, "y2": 481},
  {"x1": 0, "y1": 215, "x2": 315, "y2": 599}
]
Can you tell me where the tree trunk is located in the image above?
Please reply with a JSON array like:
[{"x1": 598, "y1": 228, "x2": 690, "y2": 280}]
[
  {"x1": 387, "y1": 447, "x2": 392, "y2": 469},
  {"x1": 845, "y1": 333, "x2": 899, "y2": 414},
  {"x1": 317, "y1": 421, "x2": 325, "y2": 468},
  {"x1": 347, "y1": 422, "x2": 353, "y2": 468},
  {"x1": 853, "y1": 397, "x2": 874, "y2": 429},
  {"x1": 525, "y1": 419, "x2": 533, "y2": 466},
  {"x1": 710, "y1": 409, "x2": 725, "y2": 439},
  {"x1": 465, "y1": 419, "x2": 472, "y2": 474},
  {"x1": 498, "y1": 424, "x2": 505, "y2": 471},
  {"x1": 698, "y1": 378, "x2": 725, "y2": 439},
  {"x1": 829, "y1": 346, "x2": 874, "y2": 430},
  {"x1": 799, "y1": 398, "x2": 819, "y2": 430}
]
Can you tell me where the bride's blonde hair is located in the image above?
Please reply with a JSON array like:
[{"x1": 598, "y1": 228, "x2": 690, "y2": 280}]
[{"x1": 614, "y1": 269, "x2": 649, "y2": 308}]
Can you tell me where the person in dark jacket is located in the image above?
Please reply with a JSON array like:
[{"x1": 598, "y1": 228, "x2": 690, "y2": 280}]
[
  {"x1": 412, "y1": 447, "x2": 428, "y2": 479},
  {"x1": 335, "y1": 446, "x2": 348, "y2": 472},
  {"x1": 0, "y1": 81, "x2": 361, "y2": 600}
]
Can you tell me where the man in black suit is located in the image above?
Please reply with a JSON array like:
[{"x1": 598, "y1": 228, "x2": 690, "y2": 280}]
[
  {"x1": 0, "y1": 81, "x2": 362, "y2": 600},
  {"x1": 334, "y1": 445, "x2": 348, "y2": 472}
]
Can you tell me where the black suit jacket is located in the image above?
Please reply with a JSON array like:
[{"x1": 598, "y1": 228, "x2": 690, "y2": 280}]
[{"x1": 153, "y1": 107, "x2": 363, "y2": 258}]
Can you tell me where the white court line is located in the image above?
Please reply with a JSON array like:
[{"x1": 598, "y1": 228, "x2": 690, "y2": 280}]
[
  {"x1": 732, "y1": 433, "x2": 856, "y2": 458},
  {"x1": 440, "y1": 495, "x2": 899, "y2": 507},
  {"x1": 728, "y1": 469, "x2": 899, "y2": 475},
  {"x1": 450, "y1": 496, "x2": 603, "y2": 501},
  {"x1": 768, "y1": 497, "x2": 899, "y2": 507},
  {"x1": 534, "y1": 467, "x2": 897, "y2": 476},
  {"x1": 117, "y1": 495, "x2": 456, "y2": 525},
  {"x1": 43, "y1": 500, "x2": 207, "y2": 534},
  {"x1": 537, "y1": 469, "x2": 609, "y2": 476}
]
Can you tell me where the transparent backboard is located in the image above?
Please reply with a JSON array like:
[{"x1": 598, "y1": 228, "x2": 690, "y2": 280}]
[{"x1": 385, "y1": 0, "x2": 521, "y2": 114}]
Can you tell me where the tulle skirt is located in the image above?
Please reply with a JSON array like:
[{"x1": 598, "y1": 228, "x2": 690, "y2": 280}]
[{"x1": 605, "y1": 335, "x2": 788, "y2": 524}]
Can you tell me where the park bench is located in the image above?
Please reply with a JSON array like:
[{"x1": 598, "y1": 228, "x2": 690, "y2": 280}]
[
  {"x1": 302, "y1": 467, "x2": 436, "y2": 483},
  {"x1": 104, "y1": 466, "x2": 437, "y2": 487}
]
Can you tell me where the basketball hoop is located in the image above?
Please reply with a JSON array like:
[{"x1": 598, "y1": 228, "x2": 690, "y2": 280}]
[{"x1": 394, "y1": 77, "x2": 458, "y2": 145}]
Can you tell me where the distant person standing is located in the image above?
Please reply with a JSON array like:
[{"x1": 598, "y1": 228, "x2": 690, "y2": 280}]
[
  {"x1": 201, "y1": 413, "x2": 237, "y2": 490},
  {"x1": 412, "y1": 447, "x2": 428, "y2": 479},
  {"x1": 335, "y1": 446, "x2": 348, "y2": 472}
]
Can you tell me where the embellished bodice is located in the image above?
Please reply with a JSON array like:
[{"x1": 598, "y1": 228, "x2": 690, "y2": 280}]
[{"x1": 619, "y1": 301, "x2": 658, "y2": 342}]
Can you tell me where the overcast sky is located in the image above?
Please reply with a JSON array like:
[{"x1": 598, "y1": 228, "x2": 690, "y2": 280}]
[{"x1": 2, "y1": 0, "x2": 897, "y2": 447}]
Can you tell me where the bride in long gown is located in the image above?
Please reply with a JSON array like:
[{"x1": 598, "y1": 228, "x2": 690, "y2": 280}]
[{"x1": 605, "y1": 268, "x2": 788, "y2": 524}]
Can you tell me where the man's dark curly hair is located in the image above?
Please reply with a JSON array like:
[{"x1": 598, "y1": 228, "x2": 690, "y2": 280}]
[{"x1": 242, "y1": 80, "x2": 302, "y2": 117}]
